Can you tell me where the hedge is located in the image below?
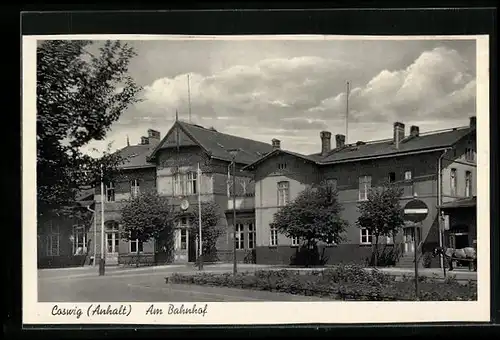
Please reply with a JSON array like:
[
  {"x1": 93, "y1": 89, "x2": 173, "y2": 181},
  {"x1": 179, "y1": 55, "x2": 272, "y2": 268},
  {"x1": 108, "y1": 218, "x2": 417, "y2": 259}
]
[{"x1": 167, "y1": 264, "x2": 477, "y2": 301}]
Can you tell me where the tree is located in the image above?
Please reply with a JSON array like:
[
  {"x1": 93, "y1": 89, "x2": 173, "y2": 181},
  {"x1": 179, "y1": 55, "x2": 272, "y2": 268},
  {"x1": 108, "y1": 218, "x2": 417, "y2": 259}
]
[
  {"x1": 120, "y1": 192, "x2": 176, "y2": 267},
  {"x1": 270, "y1": 182, "x2": 349, "y2": 266},
  {"x1": 356, "y1": 181, "x2": 405, "y2": 267},
  {"x1": 37, "y1": 40, "x2": 142, "y2": 217},
  {"x1": 181, "y1": 201, "x2": 224, "y2": 263}
]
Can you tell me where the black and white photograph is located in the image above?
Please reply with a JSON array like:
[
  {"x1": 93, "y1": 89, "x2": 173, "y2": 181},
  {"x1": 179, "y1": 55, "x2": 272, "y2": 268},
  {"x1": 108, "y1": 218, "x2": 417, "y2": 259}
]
[{"x1": 23, "y1": 34, "x2": 491, "y2": 325}]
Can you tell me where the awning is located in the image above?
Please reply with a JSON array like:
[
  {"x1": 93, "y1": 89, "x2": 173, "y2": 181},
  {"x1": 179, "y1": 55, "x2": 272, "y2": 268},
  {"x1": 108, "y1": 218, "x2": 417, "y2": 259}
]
[{"x1": 439, "y1": 196, "x2": 476, "y2": 209}]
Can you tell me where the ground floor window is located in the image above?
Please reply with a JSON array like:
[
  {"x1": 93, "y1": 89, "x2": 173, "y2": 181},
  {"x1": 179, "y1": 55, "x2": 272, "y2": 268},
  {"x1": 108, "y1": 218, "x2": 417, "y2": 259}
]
[
  {"x1": 180, "y1": 229, "x2": 187, "y2": 250},
  {"x1": 46, "y1": 222, "x2": 60, "y2": 256},
  {"x1": 360, "y1": 228, "x2": 372, "y2": 245},
  {"x1": 130, "y1": 239, "x2": 144, "y2": 253},
  {"x1": 72, "y1": 225, "x2": 86, "y2": 255},
  {"x1": 291, "y1": 236, "x2": 300, "y2": 246},
  {"x1": 270, "y1": 227, "x2": 278, "y2": 246},
  {"x1": 248, "y1": 223, "x2": 255, "y2": 249},
  {"x1": 236, "y1": 223, "x2": 245, "y2": 250}
]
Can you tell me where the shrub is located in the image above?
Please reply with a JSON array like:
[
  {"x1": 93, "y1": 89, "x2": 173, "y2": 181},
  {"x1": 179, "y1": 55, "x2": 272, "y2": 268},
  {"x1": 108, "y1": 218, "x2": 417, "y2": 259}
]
[
  {"x1": 422, "y1": 252, "x2": 433, "y2": 268},
  {"x1": 365, "y1": 246, "x2": 401, "y2": 267},
  {"x1": 168, "y1": 265, "x2": 476, "y2": 301}
]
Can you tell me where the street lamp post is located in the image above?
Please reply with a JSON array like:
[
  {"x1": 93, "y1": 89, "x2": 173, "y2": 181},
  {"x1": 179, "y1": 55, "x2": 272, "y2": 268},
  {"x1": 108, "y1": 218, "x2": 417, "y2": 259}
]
[
  {"x1": 227, "y1": 149, "x2": 239, "y2": 276},
  {"x1": 99, "y1": 164, "x2": 106, "y2": 276}
]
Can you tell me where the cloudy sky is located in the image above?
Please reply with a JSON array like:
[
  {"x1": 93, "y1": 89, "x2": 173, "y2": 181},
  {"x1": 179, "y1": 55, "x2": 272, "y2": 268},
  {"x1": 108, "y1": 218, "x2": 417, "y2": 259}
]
[{"x1": 78, "y1": 37, "x2": 477, "y2": 156}]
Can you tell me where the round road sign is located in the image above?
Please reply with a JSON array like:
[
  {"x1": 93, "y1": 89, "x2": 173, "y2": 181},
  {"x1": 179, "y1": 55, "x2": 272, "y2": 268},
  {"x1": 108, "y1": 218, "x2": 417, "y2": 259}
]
[{"x1": 403, "y1": 199, "x2": 429, "y2": 223}]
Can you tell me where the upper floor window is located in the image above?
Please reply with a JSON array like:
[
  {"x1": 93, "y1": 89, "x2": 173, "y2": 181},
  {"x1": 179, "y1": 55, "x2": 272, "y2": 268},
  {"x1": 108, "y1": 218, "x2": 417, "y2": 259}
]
[
  {"x1": 358, "y1": 175, "x2": 372, "y2": 201},
  {"x1": 277, "y1": 181, "x2": 290, "y2": 206},
  {"x1": 105, "y1": 182, "x2": 115, "y2": 202},
  {"x1": 465, "y1": 171, "x2": 473, "y2": 197},
  {"x1": 173, "y1": 172, "x2": 198, "y2": 196},
  {"x1": 465, "y1": 148, "x2": 475, "y2": 162},
  {"x1": 404, "y1": 170, "x2": 412, "y2": 180},
  {"x1": 450, "y1": 168, "x2": 457, "y2": 196},
  {"x1": 388, "y1": 172, "x2": 396, "y2": 183},
  {"x1": 277, "y1": 163, "x2": 287, "y2": 170},
  {"x1": 130, "y1": 179, "x2": 140, "y2": 198}
]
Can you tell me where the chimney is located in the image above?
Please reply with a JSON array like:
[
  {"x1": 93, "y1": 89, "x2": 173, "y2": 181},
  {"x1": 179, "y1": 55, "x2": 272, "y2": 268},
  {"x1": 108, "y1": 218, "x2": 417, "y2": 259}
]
[
  {"x1": 320, "y1": 131, "x2": 332, "y2": 156},
  {"x1": 469, "y1": 116, "x2": 476, "y2": 129},
  {"x1": 393, "y1": 122, "x2": 405, "y2": 149},
  {"x1": 141, "y1": 136, "x2": 149, "y2": 145},
  {"x1": 410, "y1": 125, "x2": 420, "y2": 137},
  {"x1": 335, "y1": 134, "x2": 345, "y2": 149},
  {"x1": 147, "y1": 129, "x2": 161, "y2": 147},
  {"x1": 272, "y1": 138, "x2": 281, "y2": 150}
]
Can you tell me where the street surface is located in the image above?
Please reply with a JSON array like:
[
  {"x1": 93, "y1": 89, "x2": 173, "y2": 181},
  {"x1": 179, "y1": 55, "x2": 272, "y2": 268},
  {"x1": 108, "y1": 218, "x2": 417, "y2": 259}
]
[
  {"x1": 38, "y1": 264, "x2": 329, "y2": 302},
  {"x1": 38, "y1": 263, "x2": 477, "y2": 302}
]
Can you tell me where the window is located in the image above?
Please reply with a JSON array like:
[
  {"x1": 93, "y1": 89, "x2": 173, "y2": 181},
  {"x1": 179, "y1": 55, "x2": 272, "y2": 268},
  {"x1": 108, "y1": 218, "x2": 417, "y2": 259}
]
[
  {"x1": 173, "y1": 172, "x2": 198, "y2": 196},
  {"x1": 277, "y1": 181, "x2": 290, "y2": 206},
  {"x1": 386, "y1": 233, "x2": 394, "y2": 244},
  {"x1": 46, "y1": 222, "x2": 60, "y2": 256},
  {"x1": 326, "y1": 178, "x2": 338, "y2": 191},
  {"x1": 248, "y1": 223, "x2": 255, "y2": 249},
  {"x1": 270, "y1": 226, "x2": 278, "y2": 246},
  {"x1": 130, "y1": 239, "x2": 144, "y2": 253},
  {"x1": 105, "y1": 221, "x2": 120, "y2": 253},
  {"x1": 105, "y1": 182, "x2": 115, "y2": 202},
  {"x1": 450, "y1": 168, "x2": 457, "y2": 196},
  {"x1": 173, "y1": 174, "x2": 182, "y2": 196},
  {"x1": 72, "y1": 225, "x2": 86, "y2": 255},
  {"x1": 291, "y1": 236, "x2": 299, "y2": 247},
  {"x1": 360, "y1": 228, "x2": 372, "y2": 245},
  {"x1": 465, "y1": 171, "x2": 472, "y2": 197},
  {"x1": 185, "y1": 172, "x2": 197, "y2": 195},
  {"x1": 236, "y1": 224, "x2": 245, "y2": 250},
  {"x1": 131, "y1": 179, "x2": 140, "y2": 198},
  {"x1": 388, "y1": 172, "x2": 396, "y2": 183},
  {"x1": 404, "y1": 171, "x2": 412, "y2": 180},
  {"x1": 465, "y1": 148, "x2": 474, "y2": 162},
  {"x1": 277, "y1": 163, "x2": 287, "y2": 170},
  {"x1": 358, "y1": 175, "x2": 372, "y2": 201},
  {"x1": 180, "y1": 229, "x2": 187, "y2": 250}
]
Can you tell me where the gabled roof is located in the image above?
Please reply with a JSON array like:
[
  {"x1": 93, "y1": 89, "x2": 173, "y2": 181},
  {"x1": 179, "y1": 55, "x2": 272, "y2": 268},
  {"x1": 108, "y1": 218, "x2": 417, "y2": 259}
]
[
  {"x1": 115, "y1": 144, "x2": 156, "y2": 169},
  {"x1": 315, "y1": 126, "x2": 474, "y2": 164},
  {"x1": 242, "y1": 124, "x2": 475, "y2": 170},
  {"x1": 242, "y1": 149, "x2": 318, "y2": 171},
  {"x1": 148, "y1": 120, "x2": 275, "y2": 165}
]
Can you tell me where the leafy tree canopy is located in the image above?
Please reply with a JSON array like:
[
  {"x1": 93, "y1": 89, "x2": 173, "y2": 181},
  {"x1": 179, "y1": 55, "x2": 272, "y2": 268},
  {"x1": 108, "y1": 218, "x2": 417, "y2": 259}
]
[
  {"x1": 356, "y1": 180, "x2": 405, "y2": 238},
  {"x1": 120, "y1": 191, "x2": 176, "y2": 243},
  {"x1": 37, "y1": 40, "x2": 142, "y2": 216},
  {"x1": 181, "y1": 201, "x2": 224, "y2": 257},
  {"x1": 270, "y1": 182, "x2": 348, "y2": 246}
]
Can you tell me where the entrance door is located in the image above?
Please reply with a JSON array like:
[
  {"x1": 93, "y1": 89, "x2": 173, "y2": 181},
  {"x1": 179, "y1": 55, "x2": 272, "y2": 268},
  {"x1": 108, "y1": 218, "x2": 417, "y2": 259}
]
[
  {"x1": 106, "y1": 231, "x2": 119, "y2": 265},
  {"x1": 403, "y1": 227, "x2": 415, "y2": 253},
  {"x1": 188, "y1": 232, "x2": 197, "y2": 262}
]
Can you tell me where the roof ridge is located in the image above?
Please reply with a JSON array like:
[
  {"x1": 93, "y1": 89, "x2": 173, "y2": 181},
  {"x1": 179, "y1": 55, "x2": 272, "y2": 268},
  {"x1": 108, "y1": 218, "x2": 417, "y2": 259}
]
[{"x1": 179, "y1": 120, "x2": 273, "y2": 147}]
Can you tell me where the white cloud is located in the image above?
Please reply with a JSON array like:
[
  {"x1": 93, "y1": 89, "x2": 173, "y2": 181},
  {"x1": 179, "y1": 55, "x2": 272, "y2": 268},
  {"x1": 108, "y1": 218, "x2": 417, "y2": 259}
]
[{"x1": 308, "y1": 47, "x2": 476, "y2": 124}]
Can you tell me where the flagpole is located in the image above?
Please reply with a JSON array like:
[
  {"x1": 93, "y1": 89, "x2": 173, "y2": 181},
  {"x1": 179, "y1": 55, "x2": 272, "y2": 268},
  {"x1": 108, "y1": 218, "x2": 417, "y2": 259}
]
[{"x1": 197, "y1": 162, "x2": 203, "y2": 270}]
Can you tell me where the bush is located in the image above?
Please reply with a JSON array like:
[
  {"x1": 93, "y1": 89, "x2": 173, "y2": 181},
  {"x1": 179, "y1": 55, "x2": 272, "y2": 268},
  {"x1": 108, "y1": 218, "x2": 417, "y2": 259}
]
[
  {"x1": 168, "y1": 264, "x2": 476, "y2": 301},
  {"x1": 365, "y1": 246, "x2": 401, "y2": 267},
  {"x1": 422, "y1": 252, "x2": 433, "y2": 268},
  {"x1": 290, "y1": 245, "x2": 329, "y2": 267}
]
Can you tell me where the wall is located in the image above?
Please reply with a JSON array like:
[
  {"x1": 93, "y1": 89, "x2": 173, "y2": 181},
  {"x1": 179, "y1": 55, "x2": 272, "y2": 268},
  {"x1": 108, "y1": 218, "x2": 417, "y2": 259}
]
[
  {"x1": 254, "y1": 153, "x2": 319, "y2": 249},
  {"x1": 441, "y1": 132, "x2": 477, "y2": 202},
  {"x1": 253, "y1": 150, "x2": 444, "y2": 265}
]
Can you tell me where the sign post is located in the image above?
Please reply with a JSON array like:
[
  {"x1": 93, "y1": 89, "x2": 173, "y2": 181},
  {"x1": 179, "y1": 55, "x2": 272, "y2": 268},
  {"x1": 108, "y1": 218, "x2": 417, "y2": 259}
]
[{"x1": 403, "y1": 199, "x2": 429, "y2": 301}]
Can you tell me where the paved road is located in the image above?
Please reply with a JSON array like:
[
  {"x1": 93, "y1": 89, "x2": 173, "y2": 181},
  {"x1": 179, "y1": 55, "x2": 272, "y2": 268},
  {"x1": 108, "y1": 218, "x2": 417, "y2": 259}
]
[{"x1": 38, "y1": 264, "x2": 329, "y2": 302}]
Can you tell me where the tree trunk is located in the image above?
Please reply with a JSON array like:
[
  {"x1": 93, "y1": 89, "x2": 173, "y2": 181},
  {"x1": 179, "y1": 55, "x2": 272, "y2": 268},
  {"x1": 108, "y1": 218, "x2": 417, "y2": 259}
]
[{"x1": 373, "y1": 235, "x2": 379, "y2": 267}]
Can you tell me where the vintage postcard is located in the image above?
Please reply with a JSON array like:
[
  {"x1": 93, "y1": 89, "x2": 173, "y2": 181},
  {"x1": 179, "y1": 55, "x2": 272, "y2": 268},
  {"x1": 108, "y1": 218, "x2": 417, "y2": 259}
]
[{"x1": 23, "y1": 34, "x2": 490, "y2": 325}]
